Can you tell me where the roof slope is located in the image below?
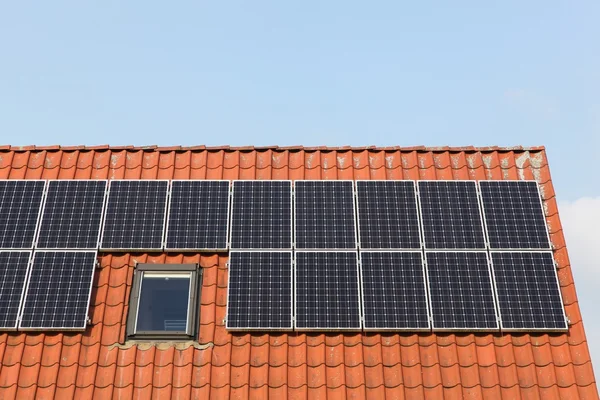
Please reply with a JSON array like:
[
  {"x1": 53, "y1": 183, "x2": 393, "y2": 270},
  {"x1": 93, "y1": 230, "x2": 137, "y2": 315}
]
[{"x1": 0, "y1": 145, "x2": 596, "y2": 399}]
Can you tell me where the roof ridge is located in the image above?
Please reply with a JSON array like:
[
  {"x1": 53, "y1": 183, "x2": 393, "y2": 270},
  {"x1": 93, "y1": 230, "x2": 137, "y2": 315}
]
[{"x1": 0, "y1": 144, "x2": 547, "y2": 152}]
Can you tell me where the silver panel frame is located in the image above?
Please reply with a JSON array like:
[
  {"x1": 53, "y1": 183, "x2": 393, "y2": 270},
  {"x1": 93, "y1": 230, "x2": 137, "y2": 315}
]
[
  {"x1": 424, "y1": 250, "x2": 501, "y2": 332},
  {"x1": 416, "y1": 180, "x2": 488, "y2": 251},
  {"x1": 225, "y1": 250, "x2": 294, "y2": 331},
  {"x1": 164, "y1": 180, "x2": 231, "y2": 252},
  {"x1": 489, "y1": 250, "x2": 568, "y2": 332},
  {"x1": 229, "y1": 180, "x2": 294, "y2": 251},
  {"x1": 99, "y1": 179, "x2": 170, "y2": 252},
  {"x1": 34, "y1": 179, "x2": 109, "y2": 250},
  {"x1": 0, "y1": 179, "x2": 47, "y2": 250},
  {"x1": 293, "y1": 180, "x2": 358, "y2": 251},
  {"x1": 0, "y1": 250, "x2": 33, "y2": 331},
  {"x1": 294, "y1": 250, "x2": 362, "y2": 331},
  {"x1": 359, "y1": 250, "x2": 431, "y2": 332},
  {"x1": 478, "y1": 180, "x2": 553, "y2": 251},
  {"x1": 355, "y1": 180, "x2": 423, "y2": 251},
  {"x1": 18, "y1": 249, "x2": 98, "y2": 331}
]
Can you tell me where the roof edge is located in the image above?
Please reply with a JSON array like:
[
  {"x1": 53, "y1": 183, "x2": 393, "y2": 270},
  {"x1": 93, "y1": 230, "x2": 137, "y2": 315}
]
[{"x1": 0, "y1": 145, "x2": 546, "y2": 152}]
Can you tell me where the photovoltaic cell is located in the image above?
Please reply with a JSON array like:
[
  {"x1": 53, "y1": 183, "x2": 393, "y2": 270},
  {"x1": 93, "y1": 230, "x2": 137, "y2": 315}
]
[
  {"x1": 166, "y1": 180, "x2": 230, "y2": 250},
  {"x1": 226, "y1": 252, "x2": 292, "y2": 329},
  {"x1": 100, "y1": 180, "x2": 169, "y2": 250},
  {"x1": 230, "y1": 181, "x2": 292, "y2": 249},
  {"x1": 426, "y1": 252, "x2": 498, "y2": 330},
  {"x1": 0, "y1": 251, "x2": 31, "y2": 329},
  {"x1": 295, "y1": 181, "x2": 356, "y2": 249},
  {"x1": 361, "y1": 251, "x2": 429, "y2": 330},
  {"x1": 491, "y1": 252, "x2": 566, "y2": 330},
  {"x1": 356, "y1": 181, "x2": 421, "y2": 249},
  {"x1": 418, "y1": 181, "x2": 486, "y2": 249},
  {"x1": 480, "y1": 181, "x2": 551, "y2": 249},
  {"x1": 20, "y1": 251, "x2": 96, "y2": 330},
  {"x1": 36, "y1": 180, "x2": 107, "y2": 249},
  {"x1": 295, "y1": 252, "x2": 361, "y2": 329},
  {"x1": 0, "y1": 180, "x2": 45, "y2": 249}
]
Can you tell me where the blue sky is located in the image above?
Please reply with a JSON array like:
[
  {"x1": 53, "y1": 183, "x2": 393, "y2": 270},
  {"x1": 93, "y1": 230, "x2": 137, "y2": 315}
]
[{"x1": 1, "y1": 1, "x2": 599, "y2": 371}]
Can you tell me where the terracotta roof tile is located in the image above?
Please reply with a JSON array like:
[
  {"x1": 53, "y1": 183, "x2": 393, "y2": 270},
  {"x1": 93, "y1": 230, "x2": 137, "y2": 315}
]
[{"x1": 0, "y1": 145, "x2": 595, "y2": 399}]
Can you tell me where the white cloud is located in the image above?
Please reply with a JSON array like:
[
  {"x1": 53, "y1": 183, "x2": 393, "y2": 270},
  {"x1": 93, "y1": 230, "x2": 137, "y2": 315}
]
[{"x1": 558, "y1": 197, "x2": 600, "y2": 372}]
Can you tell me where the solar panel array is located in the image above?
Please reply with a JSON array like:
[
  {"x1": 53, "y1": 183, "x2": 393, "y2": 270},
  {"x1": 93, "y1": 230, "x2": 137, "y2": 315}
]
[
  {"x1": 101, "y1": 180, "x2": 169, "y2": 250},
  {"x1": 20, "y1": 251, "x2": 96, "y2": 330},
  {"x1": 0, "y1": 180, "x2": 45, "y2": 249},
  {"x1": 0, "y1": 178, "x2": 567, "y2": 333},
  {"x1": 227, "y1": 252, "x2": 292, "y2": 329},
  {"x1": 37, "y1": 180, "x2": 107, "y2": 249},
  {"x1": 166, "y1": 180, "x2": 230, "y2": 251}
]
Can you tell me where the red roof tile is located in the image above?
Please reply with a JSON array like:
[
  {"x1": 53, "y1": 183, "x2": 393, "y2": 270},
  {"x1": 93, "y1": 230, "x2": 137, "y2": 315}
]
[{"x1": 0, "y1": 145, "x2": 596, "y2": 399}]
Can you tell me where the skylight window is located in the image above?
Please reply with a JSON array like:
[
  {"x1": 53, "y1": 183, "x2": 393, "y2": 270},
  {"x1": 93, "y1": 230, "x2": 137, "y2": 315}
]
[{"x1": 126, "y1": 263, "x2": 201, "y2": 340}]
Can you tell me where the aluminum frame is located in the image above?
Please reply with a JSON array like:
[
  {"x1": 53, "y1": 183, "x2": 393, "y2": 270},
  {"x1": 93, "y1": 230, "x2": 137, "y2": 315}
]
[
  {"x1": 293, "y1": 180, "x2": 358, "y2": 251},
  {"x1": 229, "y1": 180, "x2": 293, "y2": 251},
  {"x1": 99, "y1": 179, "x2": 170, "y2": 252},
  {"x1": 478, "y1": 180, "x2": 553, "y2": 251},
  {"x1": 0, "y1": 250, "x2": 33, "y2": 331},
  {"x1": 489, "y1": 250, "x2": 568, "y2": 332},
  {"x1": 0, "y1": 179, "x2": 47, "y2": 250},
  {"x1": 164, "y1": 180, "x2": 231, "y2": 252},
  {"x1": 294, "y1": 250, "x2": 362, "y2": 331},
  {"x1": 18, "y1": 250, "x2": 97, "y2": 331},
  {"x1": 416, "y1": 180, "x2": 488, "y2": 251},
  {"x1": 359, "y1": 250, "x2": 431, "y2": 332},
  {"x1": 424, "y1": 250, "x2": 501, "y2": 332},
  {"x1": 355, "y1": 180, "x2": 423, "y2": 251},
  {"x1": 225, "y1": 251, "x2": 294, "y2": 331},
  {"x1": 34, "y1": 179, "x2": 108, "y2": 250}
]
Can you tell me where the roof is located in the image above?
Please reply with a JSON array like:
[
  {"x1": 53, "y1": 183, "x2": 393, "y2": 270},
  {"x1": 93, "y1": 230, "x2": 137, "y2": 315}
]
[{"x1": 0, "y1": 145, "x2": 596, "y2": 399}]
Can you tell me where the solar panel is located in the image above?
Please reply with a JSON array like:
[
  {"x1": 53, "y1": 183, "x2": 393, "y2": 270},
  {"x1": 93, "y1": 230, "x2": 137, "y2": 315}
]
[
  {"x1": 295, "y1": 181, "x2": 357, "y2": 250},
  {"x1": 480, "y1": 181, "x2": 551, "y2": 250},
  {"x1": 491, "y1": 252, "x2": 567, "y2": 330},
  {"x1": 0, "y1": 180, "x2": 45, "y2": 249},
  {"x1": 226, "y1": 251, "x2": 292, "y2": 330},
  {"x1": 418, "y1": 181, "x2": 486, "y2": 249},
  {"x1": 36, "y1": 180, "x2": 107, "y2": 249},
  {"x1": 426, "y1": 252, "x2": 498, "y2": 330},
  {"x1": 361, "y1": 251, "x2": 429, "y2": 330},
  {"x1": 295, "y1": 251, "x2": 361, "y2": 330},
  {"x1": 356, "y1": 181, "x2": 421, "y2": 249},
  {"x1": 100, "y1": 180, "x2": 169, "y2": 251},
  {"x1": 0, "y1": 251, "x2": 31, "y2": 329},
  {"x1": 230, "y1": 181, "x2": 292, "y2": 249},
  {"x1": 165, "y1": 180, "x2": 230, "y2": 251},
  {"x1": 19, "y1": 251, "x2": 96, "y2": 330}
]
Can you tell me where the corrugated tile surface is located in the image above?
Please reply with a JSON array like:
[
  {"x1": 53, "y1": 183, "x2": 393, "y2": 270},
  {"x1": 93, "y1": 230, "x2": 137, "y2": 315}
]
[{"x1": 0, "y1": 145, "x2": 596, "y2": 399}]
